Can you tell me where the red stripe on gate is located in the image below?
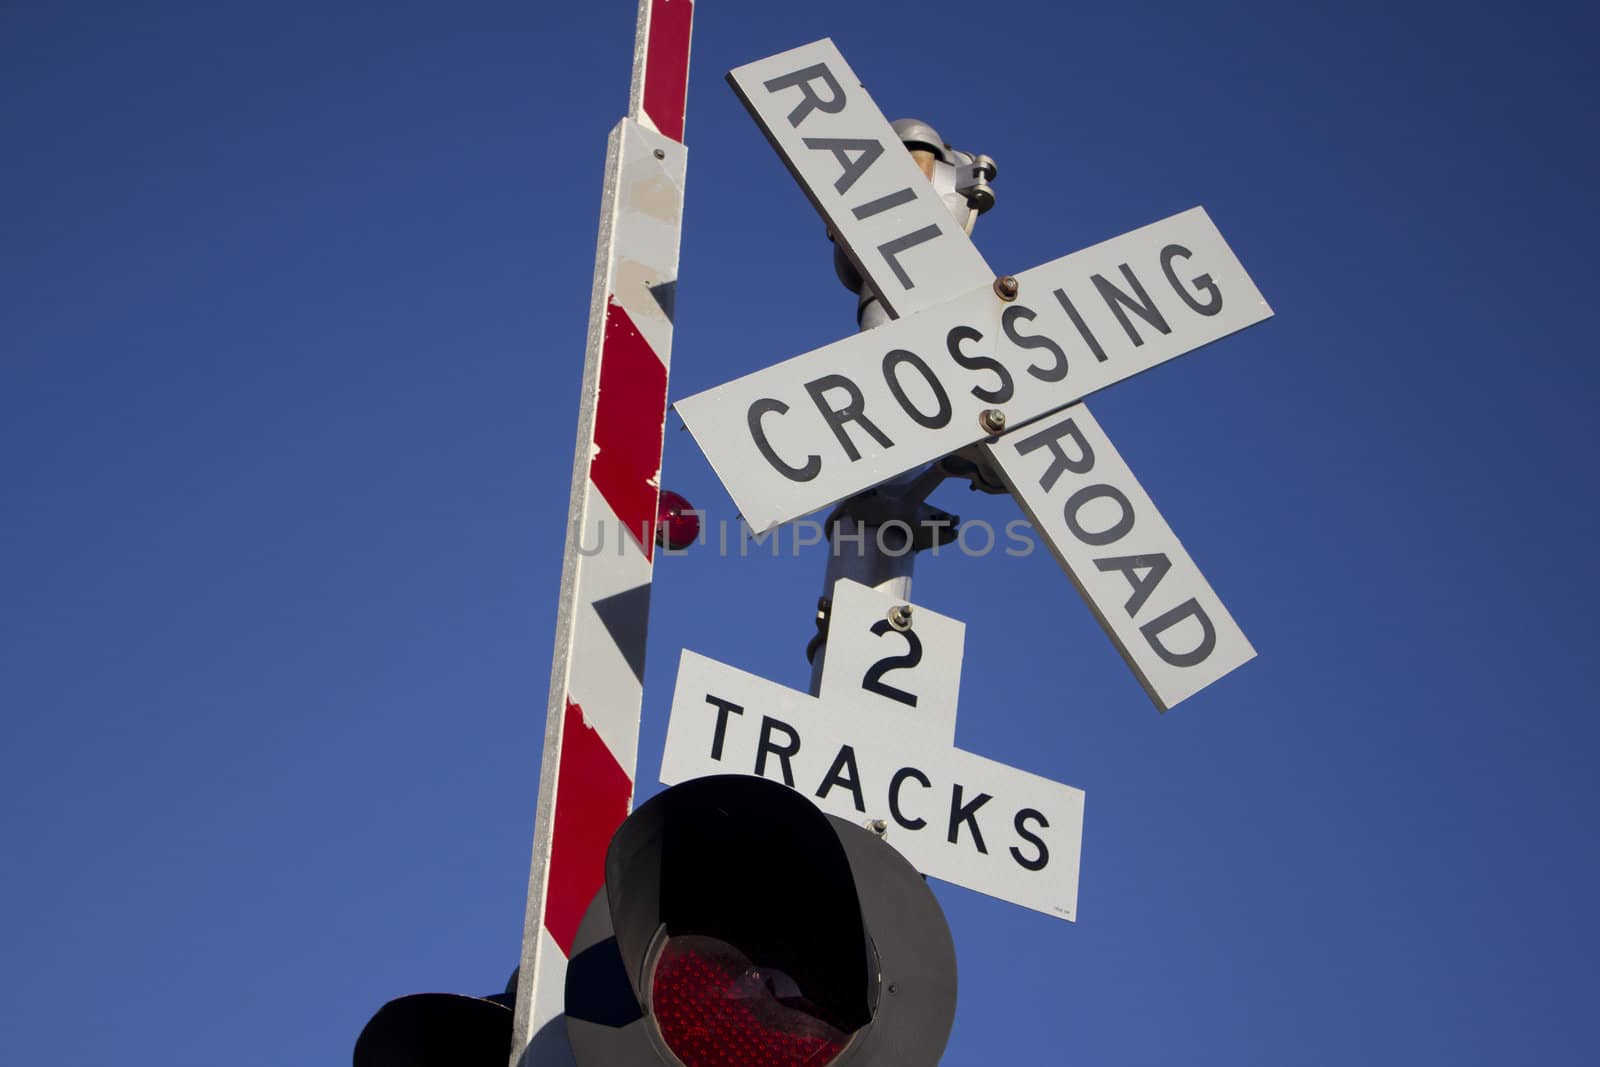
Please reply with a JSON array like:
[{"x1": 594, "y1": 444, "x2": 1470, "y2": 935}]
[
  {"x1": 591, "y1": 299, "x2": 668, "y2": 560},
  {"x1": 642, "y1": 0, "x2": 693, "y2": 143},
  {"x1": 545, "y1": 700, "x2": 634, "y2": 956}
]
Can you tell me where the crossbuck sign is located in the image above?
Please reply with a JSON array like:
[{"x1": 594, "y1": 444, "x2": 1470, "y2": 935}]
[{"x1": 676, "y1": 39, "x2": 1273, "y2": 710}]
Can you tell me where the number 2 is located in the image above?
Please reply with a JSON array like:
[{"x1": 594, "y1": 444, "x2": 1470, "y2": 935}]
[{"x1": 861, "y1": 618, "x2": 922, "y2": 707}]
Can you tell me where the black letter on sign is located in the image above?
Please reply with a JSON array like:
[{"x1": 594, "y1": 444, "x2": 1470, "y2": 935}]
[
  {"x1": 802, "y1": 136, "x2": 884, "y2": 195},
  {"x1": 705, "y1": 694, "x2": 744, "y2": 761},
  {"x1": 762, "y1": 64, "x2": 847, "y2": 127},
  {"x1": 1092, "y1": 265, "x2": 1171, "y2": 347},
  {"x1": 882, "y1": 349, "x2": 952, "y2": 429},
  {"x1": 1140, "y1": 598, "x2": 1218, "y2": 668},
  {"x1": 889, "y1": 766, "x2": 930, "y2": 830},
  {"x1": 878, "y1": 226, "x2": 942, "y2": 290},
  {"x1": 1094, "y1": 553, "x2": 1173, "y2": 617},
  {"x1": 1014, "y1": 416, "x2": 1095, "y2": 492},
  {"x1": 862, "y1": 618, "x2": 922, "y2": 707},
  {"x1": 755, "y1": 716, "x2": 801, "y2": 786},
  {"x1": 948, "y1": 784, "x2": 992, "y2": 853},
  {"x1": 815, "y1": 744, "x2": 866, "y2": 813},
  {"x1": 1064, "y1": 483, "x2": 1134, "y2": 546},
  {"x1": 803, "y1": 374, "x2": 893, "y2": 461},
  {"x1": 1161, "y1": 244, "x2": 1223, "y2": 316},
  {"x1": 748, "y1": 398, "x2": 820, "y2": 482},
  {"x1": 853, "y1": 187, "x2": 917, "y2": 220},
  {"x1": 947, "y1": 325, "x2": 1013, "y2": 403},
  {"x1": 1001, "y1": 304, "x2": 1069, "y2": 383},
  {"x1": 1053, "y1": 288, "x2": 1108, "y2": 363},
  {"x1": 1010, "y1": 808, "x2": 1050, "y2": 872}
]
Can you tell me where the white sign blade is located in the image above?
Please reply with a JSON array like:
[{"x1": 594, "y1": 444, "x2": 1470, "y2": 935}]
[
  {"x1": 675, "y1": 206, "x2": 1272, "y2": 532},
  {"x1": 987, "y1": 405, "x2": 1255, "y2": 710},
  {"x1": 816, "y1": 578, "x2": 964, "y2": 746},
  {"x1": 661, "y1": 650, "x2": 1085, "y2": 921},
  {"x1": 727, "y1": 38, "x2": 990, "y2": 318}
]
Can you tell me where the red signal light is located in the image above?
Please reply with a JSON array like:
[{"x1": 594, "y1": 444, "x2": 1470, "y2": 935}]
[
  {"x1": 564, "y1": 776, "x2": 955, "y2": 1066},
  {"x1": 650, "y1": 935, "x2": 851, "y2": 1067}
]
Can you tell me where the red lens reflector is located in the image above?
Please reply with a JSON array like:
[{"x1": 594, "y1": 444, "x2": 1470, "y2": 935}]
[
  {"x1": 655, "y1": 489, "x2": 700, "y2": 551},
  {"x1": 650, "y1": 935, "x2": 850, "y2": 1067}
]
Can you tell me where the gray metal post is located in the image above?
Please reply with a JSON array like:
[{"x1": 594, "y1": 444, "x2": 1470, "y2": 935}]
[{"x1": 806, "y1": 120, "x2": 997, "y2": 694}]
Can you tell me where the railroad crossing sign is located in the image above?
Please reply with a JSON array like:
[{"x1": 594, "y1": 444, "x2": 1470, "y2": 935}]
[
  {"x1": 675, "y1": 38, "x2": 1270, "y2": 710},
  {"x1": 661, "y1": 581, "x2": 1086, "y2": 921}
]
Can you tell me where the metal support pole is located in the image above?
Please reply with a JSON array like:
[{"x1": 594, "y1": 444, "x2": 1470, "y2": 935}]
[{"x1": 806, "y1": 119, "x2": 995, "y2": 695}]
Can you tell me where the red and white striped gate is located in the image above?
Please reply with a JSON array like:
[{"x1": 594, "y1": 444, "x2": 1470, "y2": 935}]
[{"x1": 508, "y1": 3, "x2": 695, "y2": 1064}]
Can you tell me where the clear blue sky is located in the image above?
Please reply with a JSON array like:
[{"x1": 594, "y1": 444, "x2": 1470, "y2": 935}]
[{"x1": 4, "y1": 2, "x2": 1598, "y2": 1064}]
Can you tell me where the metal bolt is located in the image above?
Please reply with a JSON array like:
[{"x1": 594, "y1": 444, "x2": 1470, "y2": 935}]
[
  {"x1": 868, "y1": 818, "x2": 889, "y2": 836},
  {"x1": 888, "y1": 983, "x2": 899, "y2": 995},
  {"x1": 993, "y1": 274, "x2": 1019, "y2": 301},
  {"x1": 887, "y1": 604, "x2": 913, "y2": 631},
  {"x1": 653, "y1": 148, "x2": 666, "y2": 160},
  {"x1": 979, "y1": 408, "x2": 1007, "y2": 435}
]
